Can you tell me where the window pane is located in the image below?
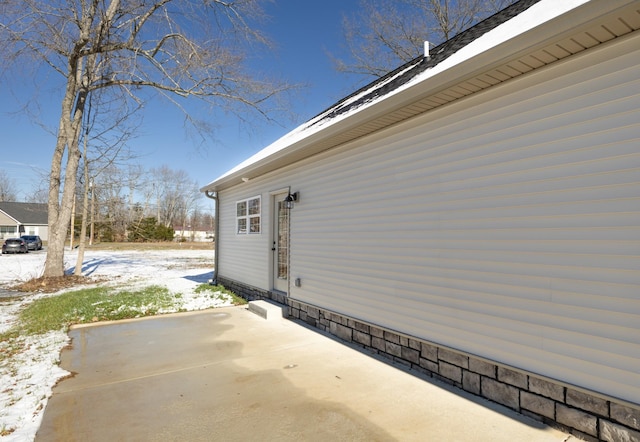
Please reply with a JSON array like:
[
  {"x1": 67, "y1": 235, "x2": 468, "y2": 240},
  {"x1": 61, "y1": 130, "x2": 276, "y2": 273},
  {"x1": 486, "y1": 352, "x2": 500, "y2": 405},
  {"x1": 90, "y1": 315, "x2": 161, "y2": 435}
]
[
  {"x1": 237, "y1": 218, "x2": 247, "y2": 234},
  {"x1": 249, "y1": 216, "x2": 260, "y2": 233},
  {"x1": 277, "y1": 201, "x2": 289, "y2": 279},
  {"x1": 248, "y1": 197, "x2": 260, "y2": 215},
  {"x1": 236, "y1": 201, "x2": 247, "y2": 217}
]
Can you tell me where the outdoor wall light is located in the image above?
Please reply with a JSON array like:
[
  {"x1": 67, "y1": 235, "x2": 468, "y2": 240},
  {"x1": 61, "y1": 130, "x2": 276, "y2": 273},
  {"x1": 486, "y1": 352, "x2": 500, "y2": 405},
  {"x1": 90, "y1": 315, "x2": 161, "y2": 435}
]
[{"x1": 284, "y1": 191, "x2": 299, "y2": 209}]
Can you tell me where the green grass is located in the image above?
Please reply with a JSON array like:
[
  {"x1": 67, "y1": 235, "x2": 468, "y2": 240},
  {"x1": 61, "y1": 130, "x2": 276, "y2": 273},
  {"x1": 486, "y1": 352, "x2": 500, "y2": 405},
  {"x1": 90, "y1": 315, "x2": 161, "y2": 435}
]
[
  {"x1": 11, "y1": 283, "x2": 245, "y2": 336},
  {"x1": 0, "y1": 279, "x2": 245, "y2": 439},
  {"x1": 0, "y1": 283, "x2": 246, "y2": 365},
  {"x1": 16, "y1": 285, "x2": 179, "y2": 335},
  {"x1": 0, "y1": 329, "x2": 22, "y2": 362}
]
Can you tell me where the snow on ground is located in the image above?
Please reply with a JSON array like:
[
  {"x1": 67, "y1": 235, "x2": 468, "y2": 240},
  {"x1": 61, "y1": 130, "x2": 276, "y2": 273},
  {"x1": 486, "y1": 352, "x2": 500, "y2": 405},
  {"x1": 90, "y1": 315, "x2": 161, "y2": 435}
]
[{"x1": 0, "y1": 247, "x2": 223, "y2": 441}]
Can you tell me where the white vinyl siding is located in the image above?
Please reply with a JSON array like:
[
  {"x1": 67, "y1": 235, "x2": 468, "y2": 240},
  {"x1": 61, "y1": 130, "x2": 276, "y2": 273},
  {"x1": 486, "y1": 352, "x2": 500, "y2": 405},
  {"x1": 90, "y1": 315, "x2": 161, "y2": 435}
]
[
  {"x1": 219, "y1": 186, "x2": 271, "y2": 289},
  {"x1": 289, "y1": 36, "x2": 639, "y2": 404},
  {"x1": 217, "y1": 34, "x2": 639, "y2": 404}
]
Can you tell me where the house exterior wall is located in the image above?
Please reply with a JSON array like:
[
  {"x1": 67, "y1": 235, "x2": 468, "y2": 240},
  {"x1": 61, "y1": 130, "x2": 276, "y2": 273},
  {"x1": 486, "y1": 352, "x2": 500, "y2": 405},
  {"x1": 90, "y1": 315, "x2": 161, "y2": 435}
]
[
  {"x1": 38, "y1": 226, "x2": 48, "y2": 242},
  {"x1": 0, "y1": 224, "x2": 48, "y2": 241},
  {"x1": 0, "y1": 212, "x2": 14, "y2": 224},
  {"x1": 217, "y1": 31, "x2": 639, "y2": 440},
  {"x1": 0, "y1": 212, "x2": 18, "y2": 239},
  {"x1": 218, "y1": 182, "x2": 274, "y2": 290},
  {"x1": 22, "y1": 225, "x2": 48, "y2": 241},
  {"x1": 0, "y1": 204, "x2": 48, "y2": 241},
  {"x1": 173, "y1": 229, "x2": 213, "y2": 242}
]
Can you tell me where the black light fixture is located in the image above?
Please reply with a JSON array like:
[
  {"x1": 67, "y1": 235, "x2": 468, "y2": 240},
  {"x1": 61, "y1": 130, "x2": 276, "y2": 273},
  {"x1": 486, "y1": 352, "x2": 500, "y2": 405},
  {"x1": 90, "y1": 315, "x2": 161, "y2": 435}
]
[{"x1": 284, "y1": 191, "x2": 298, "y2": 209}]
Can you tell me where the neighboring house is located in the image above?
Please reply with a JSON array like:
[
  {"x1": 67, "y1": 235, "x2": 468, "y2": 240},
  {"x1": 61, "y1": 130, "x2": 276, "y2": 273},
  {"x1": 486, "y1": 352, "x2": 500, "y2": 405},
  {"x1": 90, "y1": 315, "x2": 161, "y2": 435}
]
[
  {"x1": 173, "y1": 227, "x2": 214, "y2": 242},
  {"x1": 201, "y1": 0, "x2": 639, "y2": 440},
  {"x1": 0, "y1": 202, "x2": 48, "y2": 241}
]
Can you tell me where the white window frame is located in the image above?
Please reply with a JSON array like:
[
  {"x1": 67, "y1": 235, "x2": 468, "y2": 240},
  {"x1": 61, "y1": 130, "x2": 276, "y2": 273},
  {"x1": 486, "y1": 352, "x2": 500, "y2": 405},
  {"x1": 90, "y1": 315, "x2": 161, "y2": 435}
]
[
  {"x1": 236, "y1": 196, "x2": 261, "y2": 234},
  {"x1": 0, "y1": 226, "x2": 17, "y2": 239}
]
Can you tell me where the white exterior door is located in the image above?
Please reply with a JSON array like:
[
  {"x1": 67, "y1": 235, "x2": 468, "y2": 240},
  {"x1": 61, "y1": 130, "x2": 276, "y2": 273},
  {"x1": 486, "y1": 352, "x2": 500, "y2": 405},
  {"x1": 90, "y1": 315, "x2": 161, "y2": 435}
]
[{"x1": 272, "y1": 192, "x2": 289, "y2": 293}]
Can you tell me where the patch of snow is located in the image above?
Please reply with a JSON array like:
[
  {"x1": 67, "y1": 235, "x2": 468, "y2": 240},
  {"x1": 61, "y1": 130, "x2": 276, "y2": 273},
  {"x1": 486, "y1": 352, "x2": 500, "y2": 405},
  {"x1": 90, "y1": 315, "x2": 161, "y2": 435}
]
[
  {"x1": 0, "y1": 332, "x2": 69, "y2": 441},
  {"x1": 0, "y1": 248, "x2": 220, "y2": 441}
]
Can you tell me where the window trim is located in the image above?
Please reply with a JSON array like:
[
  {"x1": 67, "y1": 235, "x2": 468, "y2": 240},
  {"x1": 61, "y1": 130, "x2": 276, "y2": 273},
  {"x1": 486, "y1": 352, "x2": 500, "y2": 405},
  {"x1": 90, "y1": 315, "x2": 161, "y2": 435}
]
[{"x1": 236, "y1": 196, "x2": 261, "y2": 234}]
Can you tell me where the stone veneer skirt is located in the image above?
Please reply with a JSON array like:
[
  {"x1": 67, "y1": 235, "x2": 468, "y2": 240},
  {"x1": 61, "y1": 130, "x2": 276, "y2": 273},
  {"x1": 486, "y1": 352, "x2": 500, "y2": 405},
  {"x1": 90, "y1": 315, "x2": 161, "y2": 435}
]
[{"x1": 219, "y1": 276, "x2": 640, "y2": 442}]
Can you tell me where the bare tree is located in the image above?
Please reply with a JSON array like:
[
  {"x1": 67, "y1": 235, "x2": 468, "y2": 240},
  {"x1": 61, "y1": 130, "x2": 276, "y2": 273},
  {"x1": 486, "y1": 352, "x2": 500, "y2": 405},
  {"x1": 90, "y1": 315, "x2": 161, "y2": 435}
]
[
  {"x1": 0, "y1": 169, "x2": 18, "y2": 202},
  {"x1": 93, "y1": 165, "x2": 131, "y2": 242},
  {"x1": 151, "y1": 166, "x2": 198, "y2": 229},
  {"x1": 177, "y1": 179, "x2": 201, "y2": 240},
  {"x1": 25, "y1": 183, "x2": 50, "y2": 204},
  {"x1": 334, "y1": 0, "x2": 516, "y2": 79},
  {"x1": 125, "y1": 165, "x2": 145, "y2": 228},
  {"x1": 0, "y1": 0, "x2": 292, "y2": 277},
  {"x1": 75, "y1": 92, "x2": 142, "y2": 274}
]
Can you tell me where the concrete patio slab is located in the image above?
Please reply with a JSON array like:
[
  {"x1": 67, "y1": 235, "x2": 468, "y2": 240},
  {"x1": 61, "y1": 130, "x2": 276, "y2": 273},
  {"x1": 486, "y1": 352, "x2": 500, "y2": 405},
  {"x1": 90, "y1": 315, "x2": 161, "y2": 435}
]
[{"x1": 36, "y1": 306, "x2": 570, "y2": 441}]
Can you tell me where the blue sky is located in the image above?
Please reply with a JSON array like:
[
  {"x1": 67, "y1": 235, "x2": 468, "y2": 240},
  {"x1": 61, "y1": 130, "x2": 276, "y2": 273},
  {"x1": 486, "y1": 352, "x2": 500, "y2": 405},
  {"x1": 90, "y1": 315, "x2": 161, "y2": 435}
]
[{"x1": 0, "y1": 0, "x2": 364, "y2": 202}]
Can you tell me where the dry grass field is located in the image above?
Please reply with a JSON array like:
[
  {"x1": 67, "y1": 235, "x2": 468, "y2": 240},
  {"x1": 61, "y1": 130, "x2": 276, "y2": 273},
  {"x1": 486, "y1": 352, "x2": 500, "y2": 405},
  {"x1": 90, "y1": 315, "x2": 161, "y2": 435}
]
[{"x1": 75, "y1": 241, "x2": 215, "y2": 251}]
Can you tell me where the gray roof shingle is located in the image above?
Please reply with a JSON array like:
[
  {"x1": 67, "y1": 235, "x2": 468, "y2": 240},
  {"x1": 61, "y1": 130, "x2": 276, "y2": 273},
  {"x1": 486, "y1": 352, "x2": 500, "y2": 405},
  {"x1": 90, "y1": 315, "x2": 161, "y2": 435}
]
[
  {"x1": 309, "y1": 0, "x2": 542, "y2": 126},
  {"x1": 0, "y1": 202, "x2": 48, "y2": 225}
]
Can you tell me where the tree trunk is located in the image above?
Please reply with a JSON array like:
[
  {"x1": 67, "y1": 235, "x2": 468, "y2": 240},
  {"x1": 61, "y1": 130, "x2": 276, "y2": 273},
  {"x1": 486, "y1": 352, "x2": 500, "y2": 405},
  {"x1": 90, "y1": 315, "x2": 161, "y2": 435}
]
[
  {"x1": 44, "y1": 149, "x2": 82, "y2": 277},
  {"x1": 43, "y1": 75, "x2": 85, "y2": 277},
  {"x1": 75, "y1": 138, "x2": 91, "y2": 276},
  {"x1": 3, "y1": 0, "x2": 291, "y2": 279}
]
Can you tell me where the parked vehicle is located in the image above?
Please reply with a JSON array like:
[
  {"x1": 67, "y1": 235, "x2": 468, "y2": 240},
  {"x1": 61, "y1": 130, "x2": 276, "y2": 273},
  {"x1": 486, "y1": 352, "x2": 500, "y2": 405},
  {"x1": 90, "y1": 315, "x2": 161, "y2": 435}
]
[
  {"x1": 2, "y1": 238, "x2": 29, "y2": 254},
  {"x1": 21, "y1": 235, "x2": 43, "y2": 251}
]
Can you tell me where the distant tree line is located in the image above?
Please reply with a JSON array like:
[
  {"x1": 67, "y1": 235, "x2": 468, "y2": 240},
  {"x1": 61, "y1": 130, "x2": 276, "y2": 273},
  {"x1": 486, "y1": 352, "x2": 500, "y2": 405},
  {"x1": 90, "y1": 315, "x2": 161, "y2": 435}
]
[
  {"x1": 127, "y1": 217, "x2": 175, "y2": 242},
  {"x1": 71, "y1": 164, "x2": 214, "y2": 243}
]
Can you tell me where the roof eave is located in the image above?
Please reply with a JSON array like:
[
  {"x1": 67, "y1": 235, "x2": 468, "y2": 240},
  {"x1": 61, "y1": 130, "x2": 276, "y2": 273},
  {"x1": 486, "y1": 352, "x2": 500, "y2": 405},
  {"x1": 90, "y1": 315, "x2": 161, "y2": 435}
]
[
  {"x1": 199, "y1": 29, "x2": 522, "y2": 193},
  {"x1": 200, "y1": 0, "x2": 629, "y2": 193}
]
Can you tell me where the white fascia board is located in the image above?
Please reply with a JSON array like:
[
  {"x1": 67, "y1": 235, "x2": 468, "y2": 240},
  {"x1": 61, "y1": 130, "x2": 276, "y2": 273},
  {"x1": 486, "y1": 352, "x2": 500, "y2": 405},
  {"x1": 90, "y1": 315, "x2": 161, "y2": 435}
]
[
  {"x1": 201, "y1": 0, "x2": 594, "y2": 193},
  {"x1": 381, "y1": 0, "x2": 592, "y2": 99}
]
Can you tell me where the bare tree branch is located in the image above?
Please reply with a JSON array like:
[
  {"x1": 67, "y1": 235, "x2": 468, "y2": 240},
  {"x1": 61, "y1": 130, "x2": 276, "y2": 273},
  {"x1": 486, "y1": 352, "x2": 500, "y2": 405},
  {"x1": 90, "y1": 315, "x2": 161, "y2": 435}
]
[
  {"x1": 0, "y1": 169, "x2": 18, "y2": 202},
  {"x1": 332, "y1": 0, "x2": 517, "y2": 80},
  {"x1": 0, "y1": 0, "x2": 293, "y2": 277}
]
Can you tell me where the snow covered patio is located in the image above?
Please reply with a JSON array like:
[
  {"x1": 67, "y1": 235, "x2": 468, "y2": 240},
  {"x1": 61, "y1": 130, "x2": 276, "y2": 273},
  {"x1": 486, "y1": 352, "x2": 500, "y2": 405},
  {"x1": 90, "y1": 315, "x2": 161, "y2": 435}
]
[{"x1": 35, "y1": 306, "x2": 570, "y2": 441}]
